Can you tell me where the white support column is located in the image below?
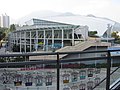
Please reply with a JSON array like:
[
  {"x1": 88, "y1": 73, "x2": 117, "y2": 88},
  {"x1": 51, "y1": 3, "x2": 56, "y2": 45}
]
[
  {"x1": 30, "y1": 31, "x2": 32, "y2": 52},
  {"x1": 24, "y1": 31, "x2": 26, "y2": 52},
  {"x1": 62, "y1": 29, "x2": 64, "y2": 47},
  {"x1": 35, "y1": 30, "x2": 38, "y2": 51},
  {"x1": 20, "y1": 32, "x2": 22, "y2": 52},
  {"x1": 52, "y1": 29, "x2": 54, "y2": 48},
  {"x1": 43, "y1": 30, "x2": 46, "y2": 50},
  {"x1": 72, "y1": 28, "x2": 75, "y2": 46},
  {"x1": 67, "y1": 31, "x2": 69, "y2": 39}
]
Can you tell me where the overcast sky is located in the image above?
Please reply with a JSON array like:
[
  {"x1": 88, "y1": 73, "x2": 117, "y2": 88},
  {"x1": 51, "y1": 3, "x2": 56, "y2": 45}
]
[{"x1": 0, "y1": 0, "x2": 120, "y2": 22}]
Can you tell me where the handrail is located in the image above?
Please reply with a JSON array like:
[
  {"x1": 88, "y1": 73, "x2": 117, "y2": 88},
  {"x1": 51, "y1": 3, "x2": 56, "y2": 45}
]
[
  {"x1": 93, "y1": 66, "x2": 120, "y2": 89},
  {"x1": 110, "y1": 78, "x2": 120, "y2": 89},
  {"x1": 0, "y1": 49, "x2": 119, "y2": 57}
]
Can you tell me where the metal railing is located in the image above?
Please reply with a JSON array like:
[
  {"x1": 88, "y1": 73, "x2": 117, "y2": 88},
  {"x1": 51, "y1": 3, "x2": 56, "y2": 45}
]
[{"x1": 0, "y1": 50, "x2": 120, "y2": 90}]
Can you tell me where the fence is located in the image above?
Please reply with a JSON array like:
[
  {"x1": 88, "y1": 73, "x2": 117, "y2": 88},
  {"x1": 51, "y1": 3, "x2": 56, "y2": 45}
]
[{"x1": 0, "y1": 50, "x2": 120, "y2": 90}]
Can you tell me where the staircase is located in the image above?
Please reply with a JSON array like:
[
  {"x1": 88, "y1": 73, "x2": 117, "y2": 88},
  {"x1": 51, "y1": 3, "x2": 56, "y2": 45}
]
[{"x1": 56, "y1": 40, "x2": 111, "y2": 59}]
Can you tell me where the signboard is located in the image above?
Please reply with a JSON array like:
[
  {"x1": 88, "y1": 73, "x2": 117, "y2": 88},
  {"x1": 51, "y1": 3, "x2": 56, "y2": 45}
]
[
  {"x1": 25, "y1": 73, "x2": 33, "y2": 86},
  {"x1": 87, "y1": 68, "x2": 94, "y2": 77},
  {"x1": 79, "y1": 83, "x2": 86, "y2": 90},
  {"x1": 13, "y1": 73, "x2": 23, "y2": 86},
  {"x1": 79, "y1": 69, "x2": 86, "y2": 80},
  {"x1": 35, "y1": 75, "x2": 43, "y2": 86},
  {"x1": 45, "y1": 75, "x2": 52, "y2": 86},
  {"x1": 62, "y1": 73, "x2": 70, "y2": 84},
  {"x1": 87, "y1": 81, "x2": 93, "y2": 90},
  {"x1": 71, "y1": 71, "x2": 78, "y2": 82}
]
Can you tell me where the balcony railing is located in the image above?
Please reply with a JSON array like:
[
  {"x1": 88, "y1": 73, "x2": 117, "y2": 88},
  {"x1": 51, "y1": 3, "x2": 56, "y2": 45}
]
[{"x1": 0, "y1": 50, "x2": 120, "y2": 90}]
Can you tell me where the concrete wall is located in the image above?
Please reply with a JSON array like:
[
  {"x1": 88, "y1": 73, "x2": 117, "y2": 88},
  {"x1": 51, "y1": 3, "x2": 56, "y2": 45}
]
[{"x1": 62, "y1": 46, "x2": 108, "y2": 65}]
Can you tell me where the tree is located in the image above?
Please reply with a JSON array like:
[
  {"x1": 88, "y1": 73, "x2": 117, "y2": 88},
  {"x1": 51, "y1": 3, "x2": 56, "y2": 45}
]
[
  {"x1": 111, "y1": 31, "x2": 120, "y2": 44},
  {"x1": 88, "y1": 31, "x2": 98, "y2": 37},
  {"x1": 9, "y1": 24, "x2": 16, "y2": 32},
  {"x1": 0, "y1": 32, "x2": 6, "y2": 41},
  {"x1": 0, "y1": 27, "x2": 8, "y2": 41},
  {"x1": 111, "y1": 31, "x2": 119, "y2": 40}
]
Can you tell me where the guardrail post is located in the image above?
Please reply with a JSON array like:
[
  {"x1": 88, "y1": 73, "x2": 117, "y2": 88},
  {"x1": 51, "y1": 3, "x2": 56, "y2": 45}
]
[
  {"x1": 57, "y1": 52, "x2": 60, "y2": 90},
  {"x1": 106, "y1": 50, "x2": 111, "y2": 90}
]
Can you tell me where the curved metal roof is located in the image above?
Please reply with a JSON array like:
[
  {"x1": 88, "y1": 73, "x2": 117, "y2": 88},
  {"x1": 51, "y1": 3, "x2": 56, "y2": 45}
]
[{"x1": 41, "y1": 15, "x2": 120, "y2": 36}]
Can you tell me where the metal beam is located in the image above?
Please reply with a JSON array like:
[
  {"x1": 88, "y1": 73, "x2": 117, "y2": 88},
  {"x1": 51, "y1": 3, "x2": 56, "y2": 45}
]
[
  {"x1": 57, "y1": 53, "x2": 60, "y2": 90},
  {"x1": 106, "y1": 50, "x2": 111, "y2": 90}
]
